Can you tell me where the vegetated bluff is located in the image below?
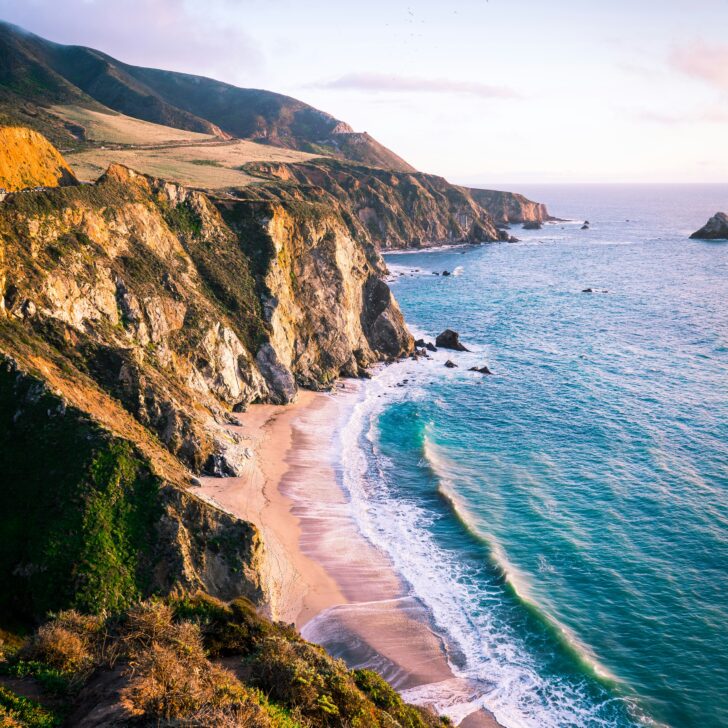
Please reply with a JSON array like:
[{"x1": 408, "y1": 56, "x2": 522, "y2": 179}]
[{"x1": 0, "y1": 128, "x2": 413, "y2": 627}]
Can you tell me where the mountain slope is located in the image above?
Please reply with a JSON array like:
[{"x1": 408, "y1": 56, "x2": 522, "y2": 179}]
[{"x1": 0, "y1": 21, "x2": 415, "y2": 171}]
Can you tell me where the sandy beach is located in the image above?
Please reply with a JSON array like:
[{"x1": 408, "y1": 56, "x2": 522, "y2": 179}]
[{"x1": 198, "y1": 381, "x2": 501, "y2": 728}]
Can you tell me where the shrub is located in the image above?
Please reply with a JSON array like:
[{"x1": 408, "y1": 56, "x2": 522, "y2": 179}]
[
  {"x1": 22, "y1": 610, "x2": 102, "y2": 674},
  {"x1": 0, "y1": 686, "x2": 60, "y2": 728}
]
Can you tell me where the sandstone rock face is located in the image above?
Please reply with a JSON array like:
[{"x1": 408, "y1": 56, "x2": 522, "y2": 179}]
[
  {"x1": 690, "y1": 212, "x2": 728, "y2": 240},
  {"x1": 0, "y1": 125, "x2": 78, "y2": 191},
  {"x1": 218, "y1": 197, "x2": 413, "y2": 390}
]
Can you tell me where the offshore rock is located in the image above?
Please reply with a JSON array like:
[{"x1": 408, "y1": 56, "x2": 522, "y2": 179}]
[
  {"x1": 690, "y1": 212, "x2": 728, "y2": 240},
  {"x1": 436, "y1": 329, "x2": 469, "y2": 352}
]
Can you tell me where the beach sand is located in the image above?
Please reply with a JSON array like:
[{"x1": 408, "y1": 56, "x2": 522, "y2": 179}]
[{"x1": 198, "y1": 382, "x2": 501, "y2": 728}]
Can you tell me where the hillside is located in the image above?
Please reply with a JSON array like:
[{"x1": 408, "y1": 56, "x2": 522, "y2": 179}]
[
  {"x1": 0, "y1": 21, "x2": 415, "y2": 172},
  {"x1": 0, "y1": 125, "x2": 77, "y2": 191}
]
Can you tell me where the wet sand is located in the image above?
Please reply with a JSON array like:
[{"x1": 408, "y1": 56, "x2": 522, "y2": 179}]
[{"x1": 198, "y1": 382, "x2": 501, "y2": 727}]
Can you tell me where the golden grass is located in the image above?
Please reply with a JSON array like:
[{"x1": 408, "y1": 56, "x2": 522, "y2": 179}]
[
  {"x1": 49, "y1": 105, "x2": 216, "y2": 146},
  {"x1": 66, "y1": 139, "x2": 320, "y2": 189}
]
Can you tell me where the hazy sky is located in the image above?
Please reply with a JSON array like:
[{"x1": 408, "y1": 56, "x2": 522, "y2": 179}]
[{"x1": 1, "y1": 0, "x2": 727, "y2": 183}]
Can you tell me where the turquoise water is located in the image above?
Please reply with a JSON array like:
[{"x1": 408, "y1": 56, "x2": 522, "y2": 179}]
[{"x1": 346, "y1": 186, "x2": 728, "y2": 727}]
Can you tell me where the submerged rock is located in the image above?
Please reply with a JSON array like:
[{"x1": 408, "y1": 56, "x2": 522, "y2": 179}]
[
  {"x1": 581, "y1": 223, "x2": 590, "y2": 230},
  {"x1": 436, "y1": 329, "x2": 469, "y2": 351},
  {"x1": 469, "y1": 365, "x2": 493, "y2": 375},
  {"x1": 690, "y1": 212, "x2": 728, "y2": 240},
  {"x1": 442, "y1": 270, "x2": 451, "y2": 276},
  {"x1": 444, "y1": 360, "x2": 458, "y2": 368},
  {"x1": 522, "y1": 220, "x2": 542, "y2": 230}
]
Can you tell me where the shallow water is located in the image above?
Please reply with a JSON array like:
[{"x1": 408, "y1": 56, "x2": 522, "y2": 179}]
[{"x1": 341, "y1": 185, "x2": 728, "y2": 727}]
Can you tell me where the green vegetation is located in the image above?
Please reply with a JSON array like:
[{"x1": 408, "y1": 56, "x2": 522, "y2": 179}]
[
  {"x1": 0, "y1": 686, "x2": 62, "y2": 728},
  {"x1": 0, "y1": 362, "x2": 163, "y2": 626}
]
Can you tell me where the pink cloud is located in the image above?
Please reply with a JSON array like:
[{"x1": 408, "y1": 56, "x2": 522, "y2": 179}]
[
  {"x1": 669, "y1": 41, "x2": 728, "y2": 92},
  {"x1": 311, "y1": 72, "x2": 519, "y2": 100}
]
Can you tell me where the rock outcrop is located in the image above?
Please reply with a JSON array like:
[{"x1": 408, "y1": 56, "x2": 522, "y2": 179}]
[
  {"x1": 468, "y1": 187, "x2": 552, "y2": 225},
  {"x1": 690, "y1": 212, "x2": 728, "y2": 240},
  {"x1": 0, "y1": 126, "x2": 78, "y2": 191},
  {"x1": 436, "y1": 329, "x2": 469, "y2": 351}
]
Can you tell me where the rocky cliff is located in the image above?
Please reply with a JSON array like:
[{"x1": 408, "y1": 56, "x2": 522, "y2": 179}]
[
  {"x1": 243, "y1": 158, "x2": 503, "y2": 249},
  {"x1": 0, "y1": 129, "x2": 412, "y2": 626},
  {"x1": 467, "y1": 187, "x2": 552, "y2": 225},
  {"x1": 0, "y1": 125, "x2": 77, "y2": 191}
]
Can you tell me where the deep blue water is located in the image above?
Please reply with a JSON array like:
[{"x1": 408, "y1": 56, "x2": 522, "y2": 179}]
[{"x1": 344, "y1": 185, "x2": 728, "y2": 727}]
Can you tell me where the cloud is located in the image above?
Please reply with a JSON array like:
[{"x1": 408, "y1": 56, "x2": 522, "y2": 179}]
[
  {"x1": 0, "y1": 0, "x2": 263, "y2": 83},
  {"x1": 669, "y1": 41, "x2": 728, "y2": 92},
  {"x1": 310, "y1": 72, "x2": 518, "y2": 99}
]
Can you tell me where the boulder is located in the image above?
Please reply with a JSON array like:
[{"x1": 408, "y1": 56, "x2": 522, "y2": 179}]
[
  {"x1": 436, "y1": 329, "x2": 469, "y2": 351},
  {"x1": 581, "y1": 223, "x2": 589, "y2": 230},
  {"x1": 690, "y1": 212, "x2": 728, "y2": 240},
  {"x1": 522, "y1": 221, "x2": 542, "y2": 230},
  {"x1": 469, "y1": 365, "x2": 493, "y2": 375},
  {"x1": 444, "y1": 360, "x2": 458, "y2": 368},
  {"x1": 442, "y1": 270, "x2": 451, "y2": 276},
  {"x1": 415, "y1": 338, "x2": 437, "y2": 352}
]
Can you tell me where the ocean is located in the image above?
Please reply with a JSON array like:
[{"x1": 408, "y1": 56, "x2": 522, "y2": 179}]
[{"x1": 335, "y1": 185, "x2": 728, "y2": 727}]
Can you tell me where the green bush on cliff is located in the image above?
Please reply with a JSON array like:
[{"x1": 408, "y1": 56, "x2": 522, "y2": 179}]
[
  {"x1": 0, "y1": 686, "x2": 61, "y2": 728},
  {"x1": 0, "y1": 362, "x2": 163, "y2": 626}
]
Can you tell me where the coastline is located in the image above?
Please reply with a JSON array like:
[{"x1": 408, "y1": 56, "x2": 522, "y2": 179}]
[{"x1": 198, "y1": 379, "x2": 502, "y2": 728}]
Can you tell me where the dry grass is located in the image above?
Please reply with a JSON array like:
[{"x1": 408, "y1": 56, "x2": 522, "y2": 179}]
[
  {"x1": 23, "y1": 610, "x2": 104, "y2": 673},
  {"x1": 119, "y1": 601, "x2": 271, "y2": 725},
  {"x1": 65, "y1": 139, "x2": 320, "y2": 189},
  {"x1": 49, "y1": 105, "x2": 216, "y2": 146}
]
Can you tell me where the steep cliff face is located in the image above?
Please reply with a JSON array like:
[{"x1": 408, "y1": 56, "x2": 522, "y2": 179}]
[
  {"x1": 0, "y1": 158, "x2": 411, "y2": 471},
  {"x1": 217, "y1": 197, "x2": 413, "y2": 391},
  {"x1": 243, "y1": 158, "x2": 502, "y2": 249},
  {"x1": 467, "y1": 187, "x2": 552, "y2": 225},
  {"x1": 0, "y1": 125, "x2": 78, "y2": 191}
]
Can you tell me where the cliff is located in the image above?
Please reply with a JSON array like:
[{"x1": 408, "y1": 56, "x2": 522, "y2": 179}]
[
  {"x1": 0, "y1": 130, "x2": 412, "y2": 627},
  {"x1": 0, "y1": 125, "x2": 77, "y2": 191},
  {"x1": 467, "y1": 187, "x2": 552, "y2": 225},
  {"x1": 242, "y1": 158, "x2": 503, "y2": 249}
]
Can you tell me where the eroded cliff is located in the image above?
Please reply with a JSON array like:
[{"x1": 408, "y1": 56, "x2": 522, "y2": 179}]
[{"x1": 0, "y1": 130, "x2": 412, "y2": 626}]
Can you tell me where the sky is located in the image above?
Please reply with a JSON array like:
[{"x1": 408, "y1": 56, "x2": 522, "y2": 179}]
[{"x1": 1, "y1": 0, "x2": 727, "y2": 184}]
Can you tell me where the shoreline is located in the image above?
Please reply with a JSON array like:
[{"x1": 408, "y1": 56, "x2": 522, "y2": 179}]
[{"x1": 198, "y1": 379, "x2": 502, "y2": 728}]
